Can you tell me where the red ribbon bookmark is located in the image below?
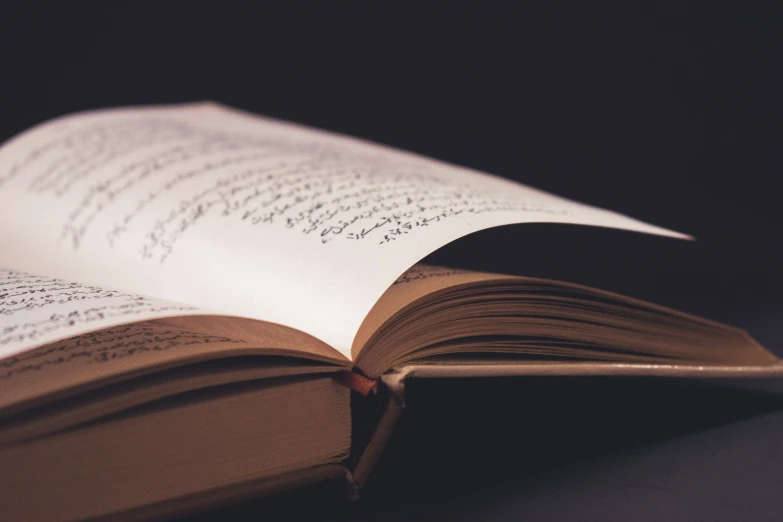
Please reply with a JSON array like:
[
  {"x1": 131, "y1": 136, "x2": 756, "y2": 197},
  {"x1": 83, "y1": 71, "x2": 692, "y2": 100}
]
[{"x1": 335, "y1": 371, "x2": 378, "y2": 396}]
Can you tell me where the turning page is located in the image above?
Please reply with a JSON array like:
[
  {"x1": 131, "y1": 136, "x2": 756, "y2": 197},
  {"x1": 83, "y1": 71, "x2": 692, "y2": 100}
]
[{"x1": 0, "y1": 103, "x2": 687, "y2": 357}]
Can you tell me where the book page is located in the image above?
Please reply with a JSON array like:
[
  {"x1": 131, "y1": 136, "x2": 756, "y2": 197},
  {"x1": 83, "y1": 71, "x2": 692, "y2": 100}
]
[
  {"x1": 0, "y1": 267, "x2": 348, "y2": 413},
  {"x1": 352, "y1": 264, "x2": 504, "y2": 357},
  {"x1": 0, "y1": 316, "x2": 346, "y2": 416},
  {"x1": 0, "y1": 103, "x2": 688, "y2": 358},
  {"x1": 0, "y1": 267, "x2": 206, "y2": 359},
  {"x1": 352, "y1": 264, "x2": 780, "y2": 377}
]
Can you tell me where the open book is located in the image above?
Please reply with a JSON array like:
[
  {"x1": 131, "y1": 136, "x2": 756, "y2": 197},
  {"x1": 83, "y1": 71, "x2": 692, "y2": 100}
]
[{"x1": 1, "y1": 103, "x2": 780, "y2": 521}]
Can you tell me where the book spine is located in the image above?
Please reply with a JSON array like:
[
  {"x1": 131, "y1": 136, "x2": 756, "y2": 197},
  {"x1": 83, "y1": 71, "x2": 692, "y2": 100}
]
[{"x1": 351, "y1": 371, "x2": 408, "y2": 489}]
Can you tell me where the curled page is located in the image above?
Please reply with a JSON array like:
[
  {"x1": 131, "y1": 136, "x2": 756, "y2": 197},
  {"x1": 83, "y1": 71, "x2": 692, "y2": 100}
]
[{"x1": 0, "y1": 103, "x2": 687, "y2": 358}]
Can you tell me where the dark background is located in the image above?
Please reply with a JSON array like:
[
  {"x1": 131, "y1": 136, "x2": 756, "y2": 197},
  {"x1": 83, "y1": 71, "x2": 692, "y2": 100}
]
[{"x1": 2, "y1": 2, "x2": 783, "y2": 520}]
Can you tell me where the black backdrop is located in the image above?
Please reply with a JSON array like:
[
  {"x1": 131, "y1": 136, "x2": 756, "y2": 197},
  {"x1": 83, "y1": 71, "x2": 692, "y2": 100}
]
[{"x1": 2, "y1": 2, "x2": 783, "y2": 520}]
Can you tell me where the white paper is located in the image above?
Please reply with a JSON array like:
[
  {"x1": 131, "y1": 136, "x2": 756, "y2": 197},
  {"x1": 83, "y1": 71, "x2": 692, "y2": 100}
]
[
  {"x1": 0, "y1": 103, "x2": 688, "y2": 358},
  {"x1": 0, "y1": 267, "x2": 207, "y2": 359}
]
